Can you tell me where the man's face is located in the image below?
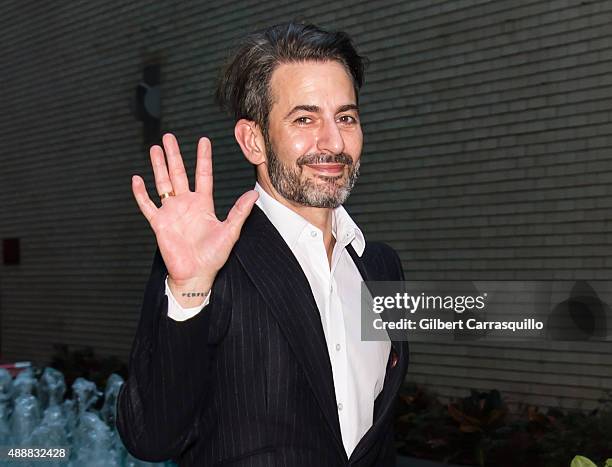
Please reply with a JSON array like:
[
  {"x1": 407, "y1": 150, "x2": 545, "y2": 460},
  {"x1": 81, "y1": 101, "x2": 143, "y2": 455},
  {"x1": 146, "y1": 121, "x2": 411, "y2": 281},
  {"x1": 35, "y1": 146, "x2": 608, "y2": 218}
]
[{"x1": 263, "y1": 60, "x2": 363, "y2": 208}]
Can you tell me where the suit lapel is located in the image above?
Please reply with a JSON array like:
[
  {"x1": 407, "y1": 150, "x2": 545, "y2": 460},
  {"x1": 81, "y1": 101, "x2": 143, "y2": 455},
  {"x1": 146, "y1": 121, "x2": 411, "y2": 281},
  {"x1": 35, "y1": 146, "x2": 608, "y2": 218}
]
[
  {"x1": 234, "y1": 206, "x2": 408, "y2": 463},
  {"x1": 345, "y1": 244, "x2": 409, "y2": 464},
  {"x1": 234, "y1": 205, "x2": 346, "y2": 459}
]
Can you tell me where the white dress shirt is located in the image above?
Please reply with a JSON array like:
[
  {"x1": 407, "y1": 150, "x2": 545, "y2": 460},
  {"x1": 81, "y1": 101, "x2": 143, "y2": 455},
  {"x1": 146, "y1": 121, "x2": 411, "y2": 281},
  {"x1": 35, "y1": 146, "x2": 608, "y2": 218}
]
[{"x1": 165, "y1": 182, "x2": 390, "y2": 457}]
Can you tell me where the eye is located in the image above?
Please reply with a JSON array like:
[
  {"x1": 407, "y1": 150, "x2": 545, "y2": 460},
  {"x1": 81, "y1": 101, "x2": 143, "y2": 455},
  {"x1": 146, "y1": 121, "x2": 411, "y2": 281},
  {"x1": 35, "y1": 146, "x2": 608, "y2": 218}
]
[
  {"x1": 338, "y1": 115, "x2": 358, "y2": 124},
  {"x1": 294, "y1": 116, "x2": 312, "y2": 125}
]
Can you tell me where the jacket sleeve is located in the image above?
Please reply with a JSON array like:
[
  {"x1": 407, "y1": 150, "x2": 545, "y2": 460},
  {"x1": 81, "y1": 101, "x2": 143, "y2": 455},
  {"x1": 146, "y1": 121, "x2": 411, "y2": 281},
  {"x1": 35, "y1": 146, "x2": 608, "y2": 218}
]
[{"x1": 116, "y1": 247, "x2": 215, "y2": 462}]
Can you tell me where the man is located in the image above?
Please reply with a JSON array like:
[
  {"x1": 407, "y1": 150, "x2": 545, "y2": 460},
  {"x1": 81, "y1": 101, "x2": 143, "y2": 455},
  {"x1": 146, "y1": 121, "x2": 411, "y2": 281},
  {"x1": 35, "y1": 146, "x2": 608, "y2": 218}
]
[{"x1": 117, "y1": 22, "x2": 409, "y2": 466}]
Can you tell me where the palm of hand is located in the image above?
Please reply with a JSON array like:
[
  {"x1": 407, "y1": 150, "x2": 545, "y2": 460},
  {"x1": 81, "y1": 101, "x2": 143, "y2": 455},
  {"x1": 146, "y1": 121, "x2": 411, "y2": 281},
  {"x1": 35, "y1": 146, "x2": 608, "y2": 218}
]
[
  {"x1": 131, "y1": 133, "x2": 258, "y2": 285},
  {"x1": 151, "y1": 192, "x2": 237, "y2": 282}
]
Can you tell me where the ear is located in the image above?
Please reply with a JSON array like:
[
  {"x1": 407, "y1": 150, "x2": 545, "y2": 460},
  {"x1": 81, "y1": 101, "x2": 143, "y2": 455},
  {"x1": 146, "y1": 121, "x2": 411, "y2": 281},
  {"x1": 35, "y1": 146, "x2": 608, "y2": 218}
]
[{"x1": 234, "y1": 119, "x2": 266, "y2": 166}]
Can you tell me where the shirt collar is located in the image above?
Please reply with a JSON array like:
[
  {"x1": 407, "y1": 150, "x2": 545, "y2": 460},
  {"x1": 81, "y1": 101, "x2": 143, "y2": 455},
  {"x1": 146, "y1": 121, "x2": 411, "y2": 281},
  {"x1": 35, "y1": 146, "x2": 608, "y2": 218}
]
[{"x1": 253, "y1": 182, "x2": 365, "y2": 256}]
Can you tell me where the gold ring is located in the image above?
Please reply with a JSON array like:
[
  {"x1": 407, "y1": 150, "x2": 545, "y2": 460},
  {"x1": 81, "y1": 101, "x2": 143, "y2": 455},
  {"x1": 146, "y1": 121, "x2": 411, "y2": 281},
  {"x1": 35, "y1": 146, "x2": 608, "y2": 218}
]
[{"x1": 159, "y1": 191, "x2": 175, "y2": 200}]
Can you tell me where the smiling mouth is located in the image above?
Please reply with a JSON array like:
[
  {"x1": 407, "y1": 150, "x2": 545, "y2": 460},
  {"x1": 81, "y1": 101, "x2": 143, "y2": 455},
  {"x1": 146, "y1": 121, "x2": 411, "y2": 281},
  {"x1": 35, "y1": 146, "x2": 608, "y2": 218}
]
[{"x1": 305, "y1": 163, "x2": 345, "y2": 175}]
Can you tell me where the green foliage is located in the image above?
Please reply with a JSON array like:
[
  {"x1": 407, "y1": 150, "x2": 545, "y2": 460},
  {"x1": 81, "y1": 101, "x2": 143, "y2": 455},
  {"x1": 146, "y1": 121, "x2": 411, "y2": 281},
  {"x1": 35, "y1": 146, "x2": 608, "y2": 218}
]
[
  {"x1": 572, "y1": 456, "x2": 598, "y2": 467},
  {"x1": 395, "y1": 384, "x2": 612, "y2": 467},
  {"x1": 570, "y1": 456, "x2": 612, "y2": 467}
]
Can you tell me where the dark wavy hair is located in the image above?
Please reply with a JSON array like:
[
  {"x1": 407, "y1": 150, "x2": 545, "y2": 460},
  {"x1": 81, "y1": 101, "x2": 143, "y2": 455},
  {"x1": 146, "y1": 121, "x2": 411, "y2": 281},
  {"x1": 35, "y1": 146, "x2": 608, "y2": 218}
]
[{"x1": 215, "y1": 22, "x2": 366, "y2": 133}]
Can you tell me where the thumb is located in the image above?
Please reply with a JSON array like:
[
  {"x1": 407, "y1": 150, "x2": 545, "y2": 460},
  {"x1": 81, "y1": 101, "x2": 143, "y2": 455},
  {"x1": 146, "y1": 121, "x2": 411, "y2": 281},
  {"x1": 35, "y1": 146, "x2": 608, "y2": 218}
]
[{"x1": 224, "y1": 190, "x2": 259, "y2": 239}]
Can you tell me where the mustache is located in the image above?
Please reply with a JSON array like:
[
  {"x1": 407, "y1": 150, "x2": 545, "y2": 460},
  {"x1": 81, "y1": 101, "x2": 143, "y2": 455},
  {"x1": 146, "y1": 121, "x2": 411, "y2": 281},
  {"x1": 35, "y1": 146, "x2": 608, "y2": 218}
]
[{"x1": 296, "y1": 153, "x2": 354, "y2": 166}]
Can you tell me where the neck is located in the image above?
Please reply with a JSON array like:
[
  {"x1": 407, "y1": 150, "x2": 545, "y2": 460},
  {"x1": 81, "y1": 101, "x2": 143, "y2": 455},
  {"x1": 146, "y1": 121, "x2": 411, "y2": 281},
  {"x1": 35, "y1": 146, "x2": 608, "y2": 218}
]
[{"x1": 258, "y1": 178, "x2": 336, "y2": 263}]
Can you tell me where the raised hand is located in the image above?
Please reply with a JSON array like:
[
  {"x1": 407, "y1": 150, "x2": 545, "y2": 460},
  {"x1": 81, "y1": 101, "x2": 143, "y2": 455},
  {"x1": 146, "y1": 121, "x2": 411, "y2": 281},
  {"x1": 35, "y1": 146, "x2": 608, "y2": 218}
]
[{"x1": 131, "y1": 133, "x2": 258, "y2": 306}]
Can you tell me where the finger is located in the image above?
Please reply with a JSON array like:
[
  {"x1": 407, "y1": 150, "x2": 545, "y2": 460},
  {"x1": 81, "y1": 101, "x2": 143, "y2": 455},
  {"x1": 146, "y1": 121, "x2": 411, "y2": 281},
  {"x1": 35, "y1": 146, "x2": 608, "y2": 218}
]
[
  {"x1": 195, "y1": 137, "x2": 214, "y2": 211},
  {"x1": 131, "y1": 175, "x2": 158, "y2": 222},
  {"x1": 224, "y1": 190, "x2": 259, "y2": 239},
  {"x1": 150, "y1": 144, "x2": 174, "y2": 204},
  {"x1": 162, "y1": 133, "x2": 190, "y2": 195}
]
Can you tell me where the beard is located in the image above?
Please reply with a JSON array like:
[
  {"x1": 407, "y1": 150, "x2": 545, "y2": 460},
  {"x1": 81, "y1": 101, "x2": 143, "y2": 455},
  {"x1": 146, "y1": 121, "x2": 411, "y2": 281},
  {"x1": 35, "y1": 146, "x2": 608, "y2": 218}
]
[{"x1": 263, "y1": 133, "x2": 360, "y2": 209}]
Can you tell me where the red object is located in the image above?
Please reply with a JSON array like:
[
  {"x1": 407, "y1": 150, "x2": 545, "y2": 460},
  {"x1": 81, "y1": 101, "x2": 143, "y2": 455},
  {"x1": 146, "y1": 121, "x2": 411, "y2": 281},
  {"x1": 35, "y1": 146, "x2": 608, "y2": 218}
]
[
  {"x1": 2, "y1": 238, "x2": 20, "y2": 265},
  {"x1": 0, "y1": 361, "x2": 32, "y2": 377},
  {"x1": 389, "y1": 349, "x2": 399, "y2": 369}
]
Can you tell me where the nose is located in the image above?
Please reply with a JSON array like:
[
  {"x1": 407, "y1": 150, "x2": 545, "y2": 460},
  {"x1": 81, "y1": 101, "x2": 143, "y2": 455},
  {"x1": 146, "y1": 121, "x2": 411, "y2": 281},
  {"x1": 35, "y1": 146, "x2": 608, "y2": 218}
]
[{"x1": 316, "y1": 118, "x2": 345, "y2": 155}]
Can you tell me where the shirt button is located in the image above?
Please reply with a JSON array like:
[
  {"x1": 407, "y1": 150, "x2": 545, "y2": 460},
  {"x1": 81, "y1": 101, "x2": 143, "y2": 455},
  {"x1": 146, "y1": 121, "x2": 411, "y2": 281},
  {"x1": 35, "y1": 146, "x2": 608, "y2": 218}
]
[
  {"x1": 337, "y1": 402, "x2": 343, "y2": 411},
  {"x1": 310, "y1": 231, "x2": 317, "y2": 237},
  {"x1": 335, "y1": 344, "x2": 341, "y2": 351}
]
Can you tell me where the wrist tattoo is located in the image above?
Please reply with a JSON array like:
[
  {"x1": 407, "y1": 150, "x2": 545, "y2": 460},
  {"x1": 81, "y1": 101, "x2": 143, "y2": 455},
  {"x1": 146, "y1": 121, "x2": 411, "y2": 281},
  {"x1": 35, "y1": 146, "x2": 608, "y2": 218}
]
[{"x1": 182, "y1": 292, "x2": 207, "y2": 298}]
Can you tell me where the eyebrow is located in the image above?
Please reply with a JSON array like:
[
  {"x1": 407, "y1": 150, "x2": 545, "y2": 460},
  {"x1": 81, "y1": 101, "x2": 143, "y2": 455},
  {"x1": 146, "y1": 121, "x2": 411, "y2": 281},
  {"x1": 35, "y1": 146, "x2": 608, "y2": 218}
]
[{"x1": 284, "y1": 104, "x2": 359, "y2": 119}]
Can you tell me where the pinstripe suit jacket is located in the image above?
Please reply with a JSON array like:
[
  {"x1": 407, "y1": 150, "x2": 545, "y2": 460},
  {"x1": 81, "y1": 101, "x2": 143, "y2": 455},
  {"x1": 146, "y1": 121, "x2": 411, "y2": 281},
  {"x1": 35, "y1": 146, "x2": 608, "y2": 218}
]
[{"x1": 117, "y1": 205, "x2": 409, "y2": 466}]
